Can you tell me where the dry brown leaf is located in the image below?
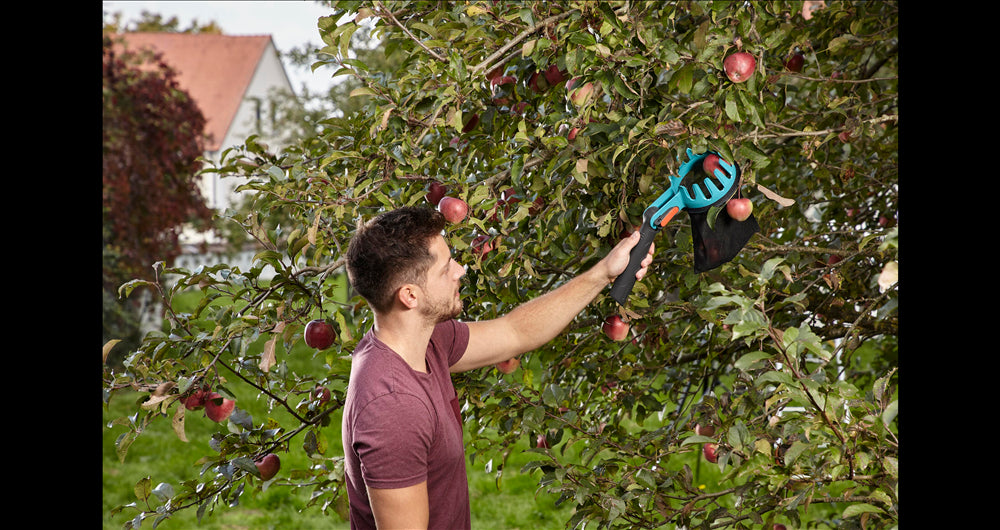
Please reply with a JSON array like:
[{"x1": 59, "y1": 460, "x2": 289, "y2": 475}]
[
  {"x1": 756, "y1": 183, "x2": 796, "y2": 207},
  {"x1": 259, "y1": 321, "x2": 287, "y2": 373},
  {"x1": 173, "y1": 405, "x2": 189, "y2": 443}
]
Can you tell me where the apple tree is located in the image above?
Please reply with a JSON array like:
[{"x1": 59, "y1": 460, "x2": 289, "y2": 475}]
[{"x1": 104, "y1": 1, "x2": 898, "y2": 528}]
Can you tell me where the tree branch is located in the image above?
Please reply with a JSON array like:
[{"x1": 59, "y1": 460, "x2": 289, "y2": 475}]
[
  {"x1": 374, "y1": 1, "x2": 447, "y2": 62},
  {"x1": 471, "y1": 10, "x2": 578, "y2": 75}
]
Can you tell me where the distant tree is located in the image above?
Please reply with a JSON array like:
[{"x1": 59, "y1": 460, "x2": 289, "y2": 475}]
[{"x1": 103, "y1": 9, "x2": 224, "y2": 34}]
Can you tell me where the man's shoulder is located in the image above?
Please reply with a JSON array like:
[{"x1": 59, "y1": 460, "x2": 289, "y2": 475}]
[{"x1": 430, "y1": 319, "x2": 470, "y2": 365}]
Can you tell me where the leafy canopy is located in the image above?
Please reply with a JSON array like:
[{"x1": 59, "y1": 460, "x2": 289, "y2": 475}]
[{"x1": 104, "y1": 1, "x2": 898, "y2": 528}]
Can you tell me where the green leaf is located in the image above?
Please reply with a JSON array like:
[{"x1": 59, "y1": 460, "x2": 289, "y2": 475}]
[
  {"x1": 724, "y1": 92, "x2": 741, "y2": 122},
  {"x1": 681, "y1": 435, "x2": 716, "y2": 446},
  {"x1": 881, "y1": 399, "x2": 898, "y2": 427},
  {"x1": 756, "y1": 370, "x2": 794, "y2": 387},
  {"x1": 134, "y1": 476, "x2": 152, "y2": 503},
  {"x1": 842, "y1": 503, "x2": 885, "y2": 517},
  {"x1": 783, "y1": 440, "x2": 809, "y2": 466},
  {"x1": 734, "y1": 351, "x2": 772, "y2": 371}
]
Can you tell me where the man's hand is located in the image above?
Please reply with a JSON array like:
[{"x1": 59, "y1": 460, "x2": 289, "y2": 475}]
[{"x1": 599, "y1": 230, "x2": 655, "y2": 284}]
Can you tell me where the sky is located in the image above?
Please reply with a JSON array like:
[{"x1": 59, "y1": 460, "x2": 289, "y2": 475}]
[{"x1": 102, "y1": 1, "x2": 339, "y2": 96}]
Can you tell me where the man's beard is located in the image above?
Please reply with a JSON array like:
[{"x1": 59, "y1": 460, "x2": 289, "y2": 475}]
[{"x1": 421, "y1": 291, "x2": 463, "y2": 323}]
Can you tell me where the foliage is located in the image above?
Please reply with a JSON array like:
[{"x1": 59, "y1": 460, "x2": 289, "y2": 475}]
[
  {"x1": 103, "y1": 1, "x2": 899, "y2": 528},
  {"x1": 102, "y1": 9, "x2": 225, "y2": 34}
]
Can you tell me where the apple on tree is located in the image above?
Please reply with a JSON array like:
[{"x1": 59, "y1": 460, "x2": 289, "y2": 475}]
[
  {"x1": 471, "y1": 234, "x2": 496, "y2": 257},
  {"x1": 602, "y1": 315, "x2": 630, "y2": 341},
  {"x1": 438, "y1": 196, "x2": 469, "y2": 223},
  {"x1": 703, "y1": 442, "x2": 719, "y2": 463},
  {"x1": 723, "y1": 51, "x2": 756, "y2": 83},
  {"x1": 536, "y1": 433, "x2": 549, "y2": 449},
  {"x1": 205, "y1": 392, "x2": 235, "y2": 422},
  {"x1": 694, "y1": 423, "x2": 716, "y2": 437},
  {"x1": 726, "y1": 197, "x2": 753, "y2": 222},
  {"x1": 255, "y1": 453, "x2": 281, "y2": 481},
  {"x1": 183, "y1": 386, "x2": 211, "y2": 411},
  {"x1": 784, "y1": 51, "x2": 805, "y2": 72},
  {"x1": 425, "y1": 181, "x2": 447, "y2": 206},
  {"x1": 495, "y1": 357, "x2": 520, "y2": 374},
  {"x1": 304, "y1": 319, "x2": 336, "y2": 350},
  {"x1": 313, "y1": 386, "x2": 331, "y2": 405},
  {"x1": 543, "y1": 65, "x2": 567, "y2": 86}
]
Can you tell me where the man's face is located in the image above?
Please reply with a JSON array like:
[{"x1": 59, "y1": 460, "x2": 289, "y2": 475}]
[{"x1": 419, "y1": 235, "x2": 466, "y2": 323}]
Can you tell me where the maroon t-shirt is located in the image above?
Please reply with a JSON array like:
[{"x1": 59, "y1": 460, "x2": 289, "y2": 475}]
[{"x1": 342, "y1": 319, "x2": 471, "y2": 530}]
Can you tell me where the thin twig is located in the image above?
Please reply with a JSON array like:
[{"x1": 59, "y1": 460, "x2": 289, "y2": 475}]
[{"x1": 374, "y1": 1, "x2": 447, "y2": 62}]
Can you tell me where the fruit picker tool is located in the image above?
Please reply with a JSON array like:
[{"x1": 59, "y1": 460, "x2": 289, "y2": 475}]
[{"x1": 610, "y1": 149, "x2": 741, "y2": 305}]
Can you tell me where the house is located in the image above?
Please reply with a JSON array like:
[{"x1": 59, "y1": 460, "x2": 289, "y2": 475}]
[{"x1": 112, "y1": 32, "x2": 297, "y2": 247}]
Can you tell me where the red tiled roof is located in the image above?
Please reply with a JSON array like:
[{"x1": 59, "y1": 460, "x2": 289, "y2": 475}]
[{"x1": 112, "y1": 33, "x2": 273, "y2": 151}]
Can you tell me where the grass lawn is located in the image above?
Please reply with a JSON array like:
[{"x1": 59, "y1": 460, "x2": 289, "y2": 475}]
[
  {"x1": 102, "y1": 327, "x2": 578, "y2": 530},
  {"x1": 103, "y1": 388, "x2": 576, "y2": 529}
]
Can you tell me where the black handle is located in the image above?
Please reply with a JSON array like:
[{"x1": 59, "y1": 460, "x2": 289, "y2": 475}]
[{"x1": 610, "y1": 209, "x2": 659, "y2": 305}]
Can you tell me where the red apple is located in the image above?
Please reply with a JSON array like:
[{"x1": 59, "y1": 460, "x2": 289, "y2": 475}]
[
  {"x1": 438, "y1": 196, "x2": 469, "y2": 223},
  {"x1": 773, "y1": 525, "x2": 787, "y2": 530},
  {"x1": 471, "y1": 234, "x2": 495, "y2": 257},
  {"x1": 784, "y1": 51, "x2": 805, "y2": 72},
  {"x1": 496, "y1": 357, "x2": 520, "y2": 374},
  {"x1": 255, "y1": 453, "x2": 281, "y2": 481},
  {"x1": 568, "y1": 127, "x2": 580, "y2": 141},
  {"x1": 426, "y1": 181, "x2": 447, "y2": 206},
  {"x1": 536, "y1": 433, "x2": 550, "y2": 449},
  {"x1": 205, "y1": 392, "x2": 235, "y2": 422},
  {"x1": 602, "y1": 315, "x2": 630, "y2": 341},
  {"x1": 304, "y1": 319, "x2": 336, "y2": 350},
  {"x1": 490, "y1": 74, "x2": 517, "y2": 89},
  {"x1": 702, "y1": 153, "x2": 725, "y2": 178},
  {"x1": 838, "y1": 129, "x2": 853, "y2": 143},
  {"x1": 726, "y1": 198, "x2": 753, "y2": 221},
  {"x1": 694, "y1": 423, "x2": 716, "y2": 437},
  {"x1": 528, "y1": 71, "x2": 549, "y2": 93},
  {"x1": 703, "y1": 443, "x2": 719, "y2": 463},
  {"x1": 183, "y1": 386, "x2": 211, "y2": 411},
  {"x1": 543, "y1": 65, "x2": 567, "y2": 86},
  {"x1": 723, "y1": 51, "x2": 756, "y2": 83},
  {"x1": 486, "y1": 65, "x2": 504, "y2": 83},
  {"x1": 313, "y1": 386, "x2": 331, "y2": 405}
]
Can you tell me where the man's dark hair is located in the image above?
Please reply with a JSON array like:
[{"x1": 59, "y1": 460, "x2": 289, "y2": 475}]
[{"x1": 345, "y1": 206, "x2": 447, "y2": 313}]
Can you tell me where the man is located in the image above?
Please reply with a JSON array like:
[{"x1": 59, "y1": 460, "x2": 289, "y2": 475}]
[{"x1": 342, "y1": 206, "x2": 654, "y2": 529}]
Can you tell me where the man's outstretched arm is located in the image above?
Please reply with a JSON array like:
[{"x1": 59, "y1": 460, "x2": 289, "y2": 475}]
[{"x1": 452, "y1": 231, "x2": 653, "y2": 373}]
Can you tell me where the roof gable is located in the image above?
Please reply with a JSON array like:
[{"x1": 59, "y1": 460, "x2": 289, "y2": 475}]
[{"x1": 113, "y1": 33, "x2": 274, "y2": 151}]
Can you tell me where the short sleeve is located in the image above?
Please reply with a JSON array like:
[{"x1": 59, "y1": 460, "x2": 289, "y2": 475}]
[
  {"x1": 431, "y1": 320, "x2": 470, "y2": 368},
  {"x1": 353, "y1": 392, "x2": 434, "y2": 489}
]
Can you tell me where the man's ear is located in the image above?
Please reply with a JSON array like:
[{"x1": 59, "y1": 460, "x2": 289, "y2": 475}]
[{"x1": 395, "y1": 283, "x2": 421, "y2": 310}]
